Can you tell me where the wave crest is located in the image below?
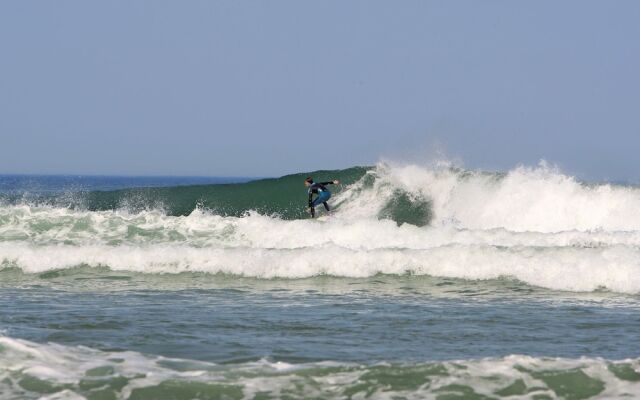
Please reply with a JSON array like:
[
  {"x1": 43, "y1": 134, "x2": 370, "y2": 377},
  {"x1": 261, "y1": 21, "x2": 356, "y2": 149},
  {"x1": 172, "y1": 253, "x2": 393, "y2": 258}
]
[
  {"x1": 3, "y1": 162, "x2": 640, "y2": 293},
  {"x1": 333, "y1": 161, "x2": 640, "y2": 231}
]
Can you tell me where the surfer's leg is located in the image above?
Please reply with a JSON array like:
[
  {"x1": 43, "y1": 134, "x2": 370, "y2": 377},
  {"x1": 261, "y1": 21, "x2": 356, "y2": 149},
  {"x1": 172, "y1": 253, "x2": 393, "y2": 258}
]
[
  {"x1": 313, "y1": 192, "x2": 329, "y2": 206},
  {"x1": 311, "y1": 192, "x2": 330, "y2": 215},
  {"x1": 321, "y1": 191, "x2": 331, "y2": 211}
]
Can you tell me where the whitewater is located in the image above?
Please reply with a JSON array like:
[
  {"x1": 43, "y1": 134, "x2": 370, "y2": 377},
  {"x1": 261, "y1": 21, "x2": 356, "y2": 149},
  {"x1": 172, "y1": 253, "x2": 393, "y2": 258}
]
[
  {"x1": 2, "y1": 162, "x2": 640, "y2": 293},
  {"x1": 1, "y1": 163, "x2": 639, "y2": 399}
]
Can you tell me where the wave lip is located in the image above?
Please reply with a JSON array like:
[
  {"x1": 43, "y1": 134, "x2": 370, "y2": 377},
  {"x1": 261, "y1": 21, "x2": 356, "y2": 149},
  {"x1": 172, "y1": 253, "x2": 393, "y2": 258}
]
[
  {"x1": 0, "y1": 336, "x2": 638, "y2": 399},
  {"x1": 332, "y1": 161, "x2": 640, "y2": 232}
]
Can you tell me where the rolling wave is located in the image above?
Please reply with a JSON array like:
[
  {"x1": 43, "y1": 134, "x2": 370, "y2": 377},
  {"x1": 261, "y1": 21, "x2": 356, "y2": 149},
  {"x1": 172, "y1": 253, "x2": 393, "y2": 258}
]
[{"x1": 2, "y1": 162, "x2": 640, "y2": 293}]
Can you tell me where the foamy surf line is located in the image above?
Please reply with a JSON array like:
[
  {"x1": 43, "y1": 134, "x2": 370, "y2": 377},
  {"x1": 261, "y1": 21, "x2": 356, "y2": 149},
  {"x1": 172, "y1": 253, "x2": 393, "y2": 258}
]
[
  {"x1": 0, "y1": 336, "x2": 638, "y2": 399},
  {"x1": 5, "y1": 205, "x2": 640, "y2": 249},
  {"x1": 2, "y1": 242, "x2": 640, "y2": 293},
  {"x1": 4, "y1": 162, "x2": 640, "y2": 294}
]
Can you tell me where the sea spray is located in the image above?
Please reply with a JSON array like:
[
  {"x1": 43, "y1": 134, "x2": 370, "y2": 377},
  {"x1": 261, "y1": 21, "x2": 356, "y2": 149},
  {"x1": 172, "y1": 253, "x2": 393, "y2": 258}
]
[{"x1": 2, "y1": 162, "x2": 640, "y2": 293}]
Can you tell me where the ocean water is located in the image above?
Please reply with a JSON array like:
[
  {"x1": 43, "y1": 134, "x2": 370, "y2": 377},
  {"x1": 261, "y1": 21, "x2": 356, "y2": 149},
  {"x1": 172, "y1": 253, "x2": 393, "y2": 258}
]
[{"x1": 1, "y1": 164, "x2": 639, "y2": 399}]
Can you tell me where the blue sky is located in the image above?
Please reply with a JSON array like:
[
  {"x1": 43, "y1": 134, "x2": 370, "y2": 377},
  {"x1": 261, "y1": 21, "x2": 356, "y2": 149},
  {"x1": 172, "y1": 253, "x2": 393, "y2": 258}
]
[{"x1": 1, "y1": 1, "x2": 638, "y2": 179}]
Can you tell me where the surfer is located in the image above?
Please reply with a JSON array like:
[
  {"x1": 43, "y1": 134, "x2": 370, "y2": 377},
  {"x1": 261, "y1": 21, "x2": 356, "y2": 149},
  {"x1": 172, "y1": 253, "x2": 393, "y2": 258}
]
[{"x1": 304, "y1": 177, "x2": 339, "y2": 218}]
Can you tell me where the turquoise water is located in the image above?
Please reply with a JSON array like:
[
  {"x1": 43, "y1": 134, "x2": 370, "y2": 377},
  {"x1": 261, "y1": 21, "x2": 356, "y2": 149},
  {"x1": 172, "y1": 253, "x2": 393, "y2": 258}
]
[{"x1": 1, "y1": 166, "x2": 640, "y2": 399}]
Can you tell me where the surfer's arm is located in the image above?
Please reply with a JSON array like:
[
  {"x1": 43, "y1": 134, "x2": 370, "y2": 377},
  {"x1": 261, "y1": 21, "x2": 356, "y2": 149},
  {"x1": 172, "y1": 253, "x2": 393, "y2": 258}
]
[
  {"x1": 308, "y1": 191, "x2": 313, "y2": 208},
  {"x1": 320, "y1": 180, "x2": 339, "y2": 185}
]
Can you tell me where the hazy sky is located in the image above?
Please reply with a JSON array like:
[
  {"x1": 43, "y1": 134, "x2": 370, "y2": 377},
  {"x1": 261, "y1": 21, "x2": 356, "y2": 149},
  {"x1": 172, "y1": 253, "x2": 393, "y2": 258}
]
[{"x1": 1, "y1": 1, "x2": 639, "y2": 179}]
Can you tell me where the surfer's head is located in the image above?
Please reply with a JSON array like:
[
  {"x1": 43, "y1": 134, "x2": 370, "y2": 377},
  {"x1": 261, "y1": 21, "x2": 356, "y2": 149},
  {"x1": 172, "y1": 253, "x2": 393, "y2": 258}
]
[{"x1": 304, "y1": 177, "x2": 313, "y2": 187}]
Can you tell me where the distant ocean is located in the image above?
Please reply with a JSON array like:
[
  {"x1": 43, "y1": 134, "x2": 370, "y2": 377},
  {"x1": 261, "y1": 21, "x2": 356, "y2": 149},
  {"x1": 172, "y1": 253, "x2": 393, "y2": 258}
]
[{"x1": 1, "y1": 164, "x2": 639, "y2": 399}]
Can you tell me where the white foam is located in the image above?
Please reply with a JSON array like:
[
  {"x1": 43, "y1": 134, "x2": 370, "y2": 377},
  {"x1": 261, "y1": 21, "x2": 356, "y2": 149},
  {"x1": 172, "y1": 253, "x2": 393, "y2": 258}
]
[
  {"x1": 4, "y1": 203, "x2": 640, "y2": 250},
  {"x1": 334, "y1": 161, "x2": 640, "y2": 232},
  {"x1": 0, "y1": 336, "x2": 215, "y2": 399},
  {"x1": 0, "y1": 336, "x2": 639, "y2": 399},
  {"x1": 3, "y1": 162, "x2": 640, "y2": 293},
  {"x1": 2, "y1": 241, "x2": 640, "y2": 293}
]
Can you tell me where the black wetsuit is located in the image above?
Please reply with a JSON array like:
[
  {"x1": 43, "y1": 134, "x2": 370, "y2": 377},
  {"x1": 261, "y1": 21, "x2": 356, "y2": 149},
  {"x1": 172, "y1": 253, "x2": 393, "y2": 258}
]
[{"x1": 307, "y1": 181, "x2": 335, "y2": 218}]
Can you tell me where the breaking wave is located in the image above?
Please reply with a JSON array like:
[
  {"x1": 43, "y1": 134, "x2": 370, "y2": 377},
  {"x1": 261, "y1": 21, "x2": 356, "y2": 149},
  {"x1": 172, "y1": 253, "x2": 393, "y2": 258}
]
[{"x1": 2, "y1": 162, "x2": 640, "y2": 293}]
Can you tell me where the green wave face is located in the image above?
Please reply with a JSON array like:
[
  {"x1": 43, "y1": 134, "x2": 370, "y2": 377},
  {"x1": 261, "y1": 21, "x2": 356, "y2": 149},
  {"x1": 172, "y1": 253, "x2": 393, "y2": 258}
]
[
  {"x1": 0, "y1": 166, "x2": 435, "y2": 226},
  {"x1": 378, "y1": 188, "x2": 432, "y2": 226},
  {"x1": 84, "y1": 167, "x2": 371, "y2": 218},
  {"x1": 76, "y1": 166, "x2": 431, "y2": 226}
]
